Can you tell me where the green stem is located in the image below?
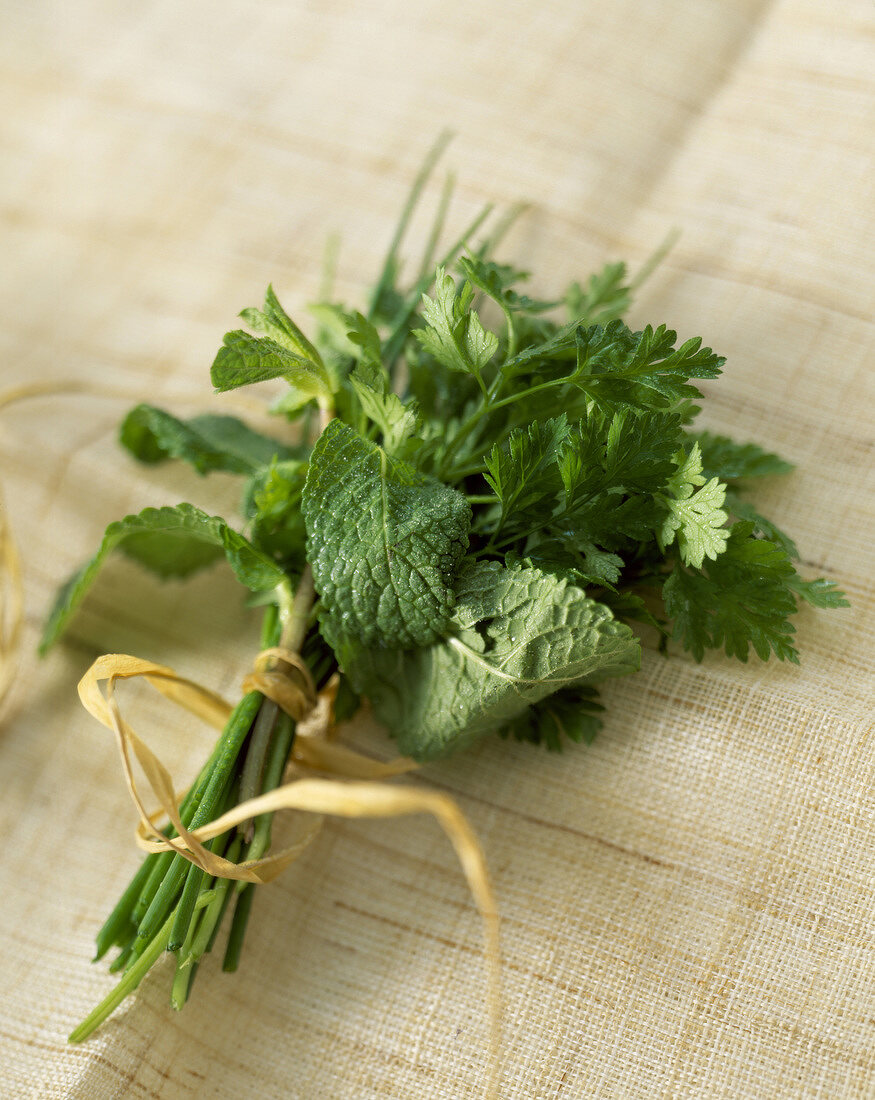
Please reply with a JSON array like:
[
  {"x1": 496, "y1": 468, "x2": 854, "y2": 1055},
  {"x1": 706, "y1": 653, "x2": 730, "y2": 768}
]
[
  {"x1": 222, "y1": 885, "x2": 255, "y2": 973},
  {"x1": 69, "y1": 915, "x2": 174, "y2": 1043}
]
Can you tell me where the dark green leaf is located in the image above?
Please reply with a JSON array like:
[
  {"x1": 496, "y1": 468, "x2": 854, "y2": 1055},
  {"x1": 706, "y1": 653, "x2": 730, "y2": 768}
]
[
  {"x1": 211, "y1": 331, "x2": 332, "y2": 399},
  {"x1": 120, "y1": 405, "x2": 299, "y2": 476},
  {"x1": 693, "y1": 431, "x2": 794, "y2": 481},
  {"x1": 342, "y1": 560, "x2": 639, "y2": 760},
  {"x1": 41, "y1": 504, "x2": 286, "y2": 653},
  {"x1": 302, "y1": 420, "x2": 471, "y2": 649}
]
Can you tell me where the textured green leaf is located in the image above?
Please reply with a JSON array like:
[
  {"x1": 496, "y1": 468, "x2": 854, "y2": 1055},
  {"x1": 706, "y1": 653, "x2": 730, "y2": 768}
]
[
  {"x1": 302, "y1": 420, "x2": 471, "y2": 649},
  {"x1": 242, "y1": 460, "x2": 309, "y2": 572},
  {"x1": 40, "y1": 504, "x2": 286, "y2": 653},
  {"x1": 239, "y1": 284, "x2": 324, "y2": 365},
  {"x1": 342, "y1": 560, "x2": 639, "y2": 760},
  {"x1": 211, "y1": 331, "x2": 332, "y2": 399},
  {"x1": 120, "y1": 405, "x2": 298, "y2": 475}
]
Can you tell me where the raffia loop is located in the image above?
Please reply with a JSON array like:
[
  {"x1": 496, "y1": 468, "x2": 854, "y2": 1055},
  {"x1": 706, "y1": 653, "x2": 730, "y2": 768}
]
[
  {"x1": 240, "y1": 646, "x2": 317, "y2": 721},
  {"x1": 0, "y1": 488, "x2": 23, "y2": 714},
  {"x1": 77, "y1": 652, "x2": 502, "y2": 1092}
]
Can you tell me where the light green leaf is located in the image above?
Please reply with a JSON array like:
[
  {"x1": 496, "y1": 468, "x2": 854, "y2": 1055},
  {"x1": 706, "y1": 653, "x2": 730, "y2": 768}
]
[
  {"x1": 415, "y1": 266, "x2": 499, "y2": 377},
  {"x1": 349, "y1": 366, "x2": 420, "y2": 455},
  {"x1": 302, "y1": 420, "x2": 470, "y2": 649},
  {"x1": 239, "y1": 284, "x2": 324, "y2": 366},
  {"x1": 211, "y1": 331, "x2": 332, "y2": 400},
  {"x1": 40, "y1": 504, "x2": 286, "y2": 653},
  {"x1": 660, "y1": 443, "x2": 728, "y2": 567},
  {"x1": 119, "y1": 405, "x2": 298, "y2": 476},
  {"x1": 343, "y1": 560, "x2": 640, "y2": 760}
]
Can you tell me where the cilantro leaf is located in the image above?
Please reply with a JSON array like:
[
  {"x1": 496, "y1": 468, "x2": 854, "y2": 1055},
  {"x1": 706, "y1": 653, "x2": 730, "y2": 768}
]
[
  {"x1": 302, "y1": 420, "x2": 470, "y2": 649},
  {"x1": 566, "y1": 261, "x2": 632, "y2": 326},
  {"x1": 693, "y1": 431, "x2": 794, "y2": 481},
  {"x1": 40, "y1": 504, "x2": 286, "y2": 653},
  {"x1": 724, "y1": 491, "x2": 799, "y2": 559},
  {"x1": 341, "y1": 560, "x2": 640, "y2": 760},
  {"x1": 500, "y1": 685, "x2": 605, "y2": 751},
  {"x1": 484, "y1": 415, "x2": 569, "y2": 530},
  {"x1": 663, "y1": 523, "x2": 800, "y2": 662},
  {"x1": 659, "y1": 443, "x2": 728, "y2": 568},
  {"x1": 120, "y1": 405, "x2": 299, "y2": 476},
  {"x1": 573, "y1": 321, "x2": 724, "y2": 411},
  {"x1": 415, "y1": 267, "x2": 499, "y2": 379},
  {"x1": 787, "y1": 576, "x2": 849, "y2": 609}
]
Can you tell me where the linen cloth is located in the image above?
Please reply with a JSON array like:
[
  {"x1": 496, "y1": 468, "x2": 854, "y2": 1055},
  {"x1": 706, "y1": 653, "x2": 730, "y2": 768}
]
[{"x1": 1, "y1": 2, "x2": 872, "y2": 1097}]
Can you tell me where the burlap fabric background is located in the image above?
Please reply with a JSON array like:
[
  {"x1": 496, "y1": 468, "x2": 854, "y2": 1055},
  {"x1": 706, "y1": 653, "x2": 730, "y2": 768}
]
[{"x1": 1, "y1": 2, "x2": 872, "y2": 1097}]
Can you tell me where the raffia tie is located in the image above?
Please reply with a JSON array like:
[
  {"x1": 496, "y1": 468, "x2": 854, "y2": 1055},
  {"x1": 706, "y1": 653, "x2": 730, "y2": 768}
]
[{"x1": 78, "y1": 649, "x2": 503, "y2": 1095}]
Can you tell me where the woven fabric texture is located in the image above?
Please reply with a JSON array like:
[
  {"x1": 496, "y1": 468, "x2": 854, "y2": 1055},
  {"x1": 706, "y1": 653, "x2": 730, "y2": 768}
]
[{"x1": 1, "y1": 2, "x2": 872, "y2": 1097}]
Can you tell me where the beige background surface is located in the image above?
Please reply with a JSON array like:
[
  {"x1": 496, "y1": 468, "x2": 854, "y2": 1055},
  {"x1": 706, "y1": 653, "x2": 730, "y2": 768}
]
[{"x1": 1, "y1": 2, "x2": 873, "y2": 1097}]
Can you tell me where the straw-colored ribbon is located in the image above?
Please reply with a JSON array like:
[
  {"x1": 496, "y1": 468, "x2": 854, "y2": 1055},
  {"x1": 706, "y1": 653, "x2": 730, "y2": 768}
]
[{"x1": 78, "y1": 650, "x2": 503, "y2": 1095}]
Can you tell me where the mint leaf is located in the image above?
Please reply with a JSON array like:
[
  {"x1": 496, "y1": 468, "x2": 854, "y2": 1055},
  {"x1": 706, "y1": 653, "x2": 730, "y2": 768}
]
[
  {"x1": 40, "y1": 504, "x2": 286, "y2": 653},
  {"x1": 239, "y1": 284, "x2": 324, "y2": 365},
  {"x1": 415, "y1": 267, "x2": 499, "y2": 378},
  {"x1": 242, "y1": 460, "x2": 308, "y2": 572},
  {"x1": 211, "y1": 331, "x2": 332, "y2": 400},
  {"x1": 302, "y1": 420, "x2": 470, "y2": 649},
  {"x1": 342, "y1": 560, "x2": 640, "y2": 760},
  {"x1": 349, "y1": 364, "x2": 420, "y2": 456},
  {"x1": 120, "y1": 405, "x2": 298, "y2": 476}
]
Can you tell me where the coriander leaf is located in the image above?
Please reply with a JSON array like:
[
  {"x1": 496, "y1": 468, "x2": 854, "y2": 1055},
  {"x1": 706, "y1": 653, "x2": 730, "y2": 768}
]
[
  {"x1": 574, "y1": 321, "x2": 724, "y2": 411},
  {"x1": 302, "y1": 420, "x2": 471, "y2": 649},
  {"x1": 566, "y1": 261, "x2": 632, "y2": 326},
  {"x1": 724, "y1": 491, "x2": 799, "y2": 559},
  {"x1": 484, "y1": 415, "x2": 569, "y2": 528},
  {"x1": 787, "y1": 576, "x2": 849, "y2": 609},
  {"x1": 663, "y1": 522, "x2": 799, "y2": 663},
  {"x1": 120, "y1": 405, "x2": 299, "y2": 476},
  {"x1": 211, "y1": 331, "x2": 332, "y2": 401},
  {"x1": 693, "y1": 431, "x2": 794, "y2": 481},
  {"x1": 660, "y1": 444, "x2": 728, "y2": 568},
  {"x1": 40, "y1": 504, "x2": 286, "y2": 653},
  {"x1": 415, "y1": 266, "x2": 499, "y2": 379},
  {"x1": 342, "y1": 560, "x2": 640, "y2": 760},
  {"x1": 458, "y1": 256, "x2": 557, "y2": 315},
  {"x1": 500, "y1": 685, "x2": 605, "y2": 751},
  {"x1": 239, "y1": 284, "x2": 324, "y2": 366}
]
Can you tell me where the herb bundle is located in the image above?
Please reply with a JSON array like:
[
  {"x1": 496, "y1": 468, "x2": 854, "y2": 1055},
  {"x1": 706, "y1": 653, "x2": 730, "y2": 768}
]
[{"x1": 44, "y1": 142, "x2": 846, "y2": 1040}]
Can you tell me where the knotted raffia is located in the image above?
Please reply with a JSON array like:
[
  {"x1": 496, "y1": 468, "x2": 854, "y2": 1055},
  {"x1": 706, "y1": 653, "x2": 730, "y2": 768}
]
[{"x1": 77, "y1": 648, "x2": 503, "y2": 1096}]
